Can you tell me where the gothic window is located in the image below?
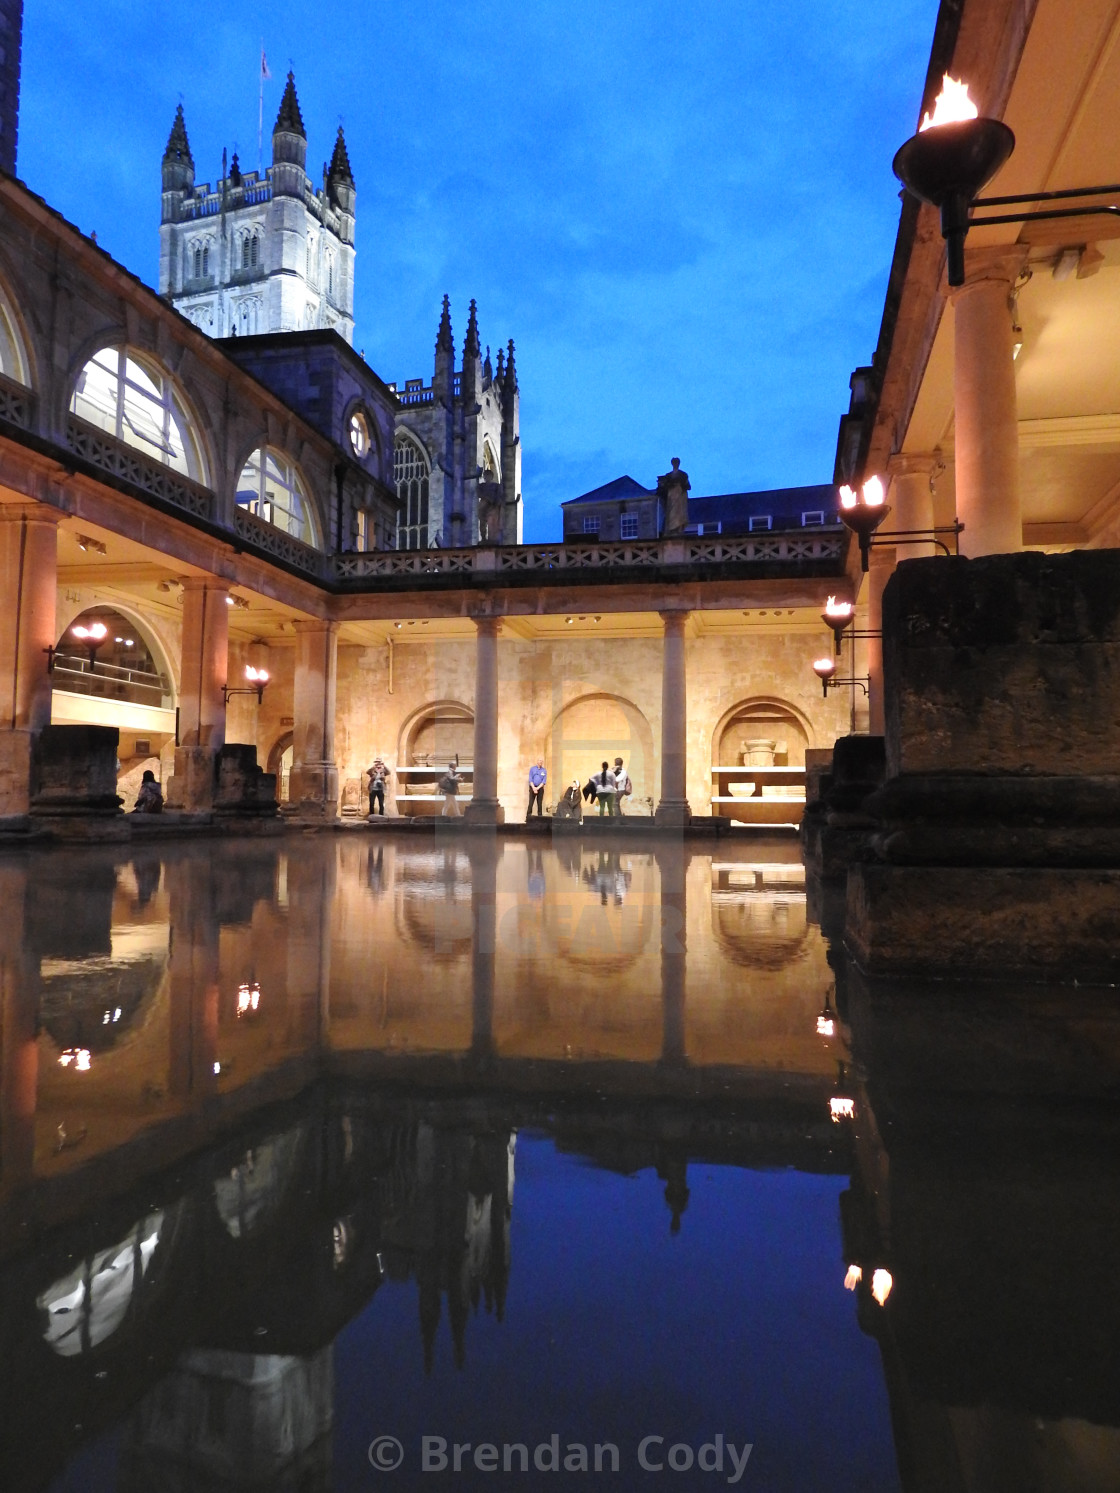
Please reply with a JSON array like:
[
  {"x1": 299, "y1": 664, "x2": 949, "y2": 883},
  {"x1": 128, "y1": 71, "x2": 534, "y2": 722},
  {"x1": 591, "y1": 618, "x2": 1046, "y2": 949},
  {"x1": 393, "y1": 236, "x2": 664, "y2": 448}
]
[
  {"x1": 394, "y1": 436, "x2": 430, "y2": 550},
  {"x1": 236, "y1": 447, "x2": 318, "y2": 547},
  {"x1": 481, "y1": 442, "x2": 498, "y2": 482},
  {"x1": 250, "y1": 233, "x2": 259, "y2": 268},
  {"x1": 70, "y1": 347, "x2": 206, "y2": 481},
  {"x1": 202, "y1": 245, "x2": 210, "y2": 277},
  {"x1": 327, "y1": 255, "x2": 334, "y2": 298},
  {"x1": 242, "y1": 236, "x2": 250, "y2": 269},
  {"x1": 193, "y1": 245, "x2": 202, "y2": 279}
]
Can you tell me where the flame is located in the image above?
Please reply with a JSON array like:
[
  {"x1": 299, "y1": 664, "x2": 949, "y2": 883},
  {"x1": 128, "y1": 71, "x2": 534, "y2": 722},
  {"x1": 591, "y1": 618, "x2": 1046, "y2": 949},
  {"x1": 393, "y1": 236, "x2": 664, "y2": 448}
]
[
  {"x1": 245, "y1": 666, "x2": 269, "y2": 683},
  {"x1": 920, "y1": 75, "x2": 978, "y2": 132},
  {"x1": 59, "y1": 1047, "x2": 91, "y2": 1070},
  {"x1": 862, "y1": 475, "x2": 886, "y2": 507},
  {"x1": 830, "y1": 1096, "x2": 855, "y2": 1122},
  {"x1": 825, "y1": 596, "x2": 854, "y2": 620},
  {"x1": 844, "y1": 1264, "x2": 862, "y2": 1291},
  {"x1": 813, "y1": 657, "x2": 837, "y2": 676},
  {"x1": 871, "y1": 1268, "x2": 894, "y2": 1305},
  {"x1": 839, "y1": 484, "x2": 858, "y2": 510},
  {"x1": 817, "y1": 1015, "x2": 836, "y2": 1037}
]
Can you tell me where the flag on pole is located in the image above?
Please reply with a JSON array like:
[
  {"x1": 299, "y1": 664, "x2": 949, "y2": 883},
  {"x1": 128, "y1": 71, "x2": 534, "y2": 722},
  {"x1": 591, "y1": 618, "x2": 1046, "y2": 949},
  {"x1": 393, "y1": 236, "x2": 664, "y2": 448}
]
[{"x1": 261, "y1": 47, "x2": 271, "y2": 81}]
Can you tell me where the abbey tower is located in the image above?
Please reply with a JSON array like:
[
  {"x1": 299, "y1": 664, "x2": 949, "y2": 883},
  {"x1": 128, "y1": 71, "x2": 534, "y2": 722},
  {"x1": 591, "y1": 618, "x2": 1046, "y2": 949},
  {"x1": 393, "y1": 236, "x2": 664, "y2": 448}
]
[{"x1": 159, "y1": 73, "x2": 355, "y2": 342}]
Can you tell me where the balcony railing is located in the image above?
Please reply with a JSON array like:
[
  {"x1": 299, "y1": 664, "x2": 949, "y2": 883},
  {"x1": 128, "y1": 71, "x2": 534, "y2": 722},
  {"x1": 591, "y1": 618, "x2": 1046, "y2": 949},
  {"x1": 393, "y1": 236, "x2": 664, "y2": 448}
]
[
  {"x1": 65, "y1": 416, "x2": 214, "y2": 521},
  {"x1": 333, "y1": 529, "x2": 846, "y2": 582},
  {"x1": 0, "y1": 370, "x2": 34, "y2": 430}
]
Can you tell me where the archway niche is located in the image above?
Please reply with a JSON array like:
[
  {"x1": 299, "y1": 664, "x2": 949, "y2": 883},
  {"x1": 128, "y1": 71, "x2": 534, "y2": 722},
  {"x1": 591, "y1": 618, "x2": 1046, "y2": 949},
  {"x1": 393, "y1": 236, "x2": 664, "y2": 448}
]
[
  {"x1": 714, "y1": 697, "x2": 812, "y2": 769},
  {"x1": 548, "y1": 693, "x2": 654, "y2": 807},
  {"x1": 267, "y1": 732, "x2": 294, "y2": 803},
  {"x1": 397, "y1": 702, "x2": 475, "y2": 815}
]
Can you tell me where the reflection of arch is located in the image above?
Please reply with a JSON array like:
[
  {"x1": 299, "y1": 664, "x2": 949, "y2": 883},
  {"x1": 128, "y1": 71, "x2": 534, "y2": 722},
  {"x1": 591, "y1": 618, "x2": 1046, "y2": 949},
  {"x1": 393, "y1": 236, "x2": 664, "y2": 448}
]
[
  {"x1": 711, "y1": 896, "x2": 811, "y2": 970},
  {"x1": 212, "y1": 1126, "x2": 310, "y2": 1240},
  {"x1": 267, "y1": 732, "x2": 294, "y2": 803},
  {"x1": 398, "y1": 700, "x2": 474, "y2": 767},
  {"x1": 542, "y1": 849, "x2": 656, "y2": 975},
  {"x1": 393, "y1": 852, "x2": 474, "y2": 962},
  {"x1": 711, "y1": 695, "x2": 816, "y2": 768},
  {"x1": 69, "y1": 345, "x2": 209, "y2": 483},
  {"x1": 548, "y1": 693, "x2": 654, "y2": 803}
]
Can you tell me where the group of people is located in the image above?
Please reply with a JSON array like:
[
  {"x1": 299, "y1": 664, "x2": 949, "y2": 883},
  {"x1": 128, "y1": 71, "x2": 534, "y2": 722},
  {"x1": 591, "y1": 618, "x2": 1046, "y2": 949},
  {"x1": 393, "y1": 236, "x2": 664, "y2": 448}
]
[{"x1": 546, "y1": 757, "x2": 633, "y2": 820}]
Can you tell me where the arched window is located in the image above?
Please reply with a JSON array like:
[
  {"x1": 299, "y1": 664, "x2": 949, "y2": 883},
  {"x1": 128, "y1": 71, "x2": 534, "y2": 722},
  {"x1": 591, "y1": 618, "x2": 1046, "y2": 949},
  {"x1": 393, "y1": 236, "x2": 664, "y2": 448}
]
[
  {"x1": 70, "y1": 347, "x2": 205, "y2": 480},
  {"x1": 236, "y1": 446, "x2": 318, "y2": 546},
  {"x1": 394, "y1": 436, "x2": 430, "y2": 550},
  {"x1": 192, "y1": 245, "x2": 201, "y2": 279},
  {"x1": 0, "y1": 281, "x2": 29, "y2": 384},
  {"x1": 481, "y1": 441, "x2": 499, "y2": 482},
  {"x1": 250, "y1": 233, "x2": 259, "y2": 268},
  {"x1": 242, "y1": 236, "x2": 250, "y2": 269},
  {"x1": 202, "y1": 245, "x2": 209, "y2": 277},
  {"x1": 327, "y1": 255, "x2": 334, "y2": 298}
]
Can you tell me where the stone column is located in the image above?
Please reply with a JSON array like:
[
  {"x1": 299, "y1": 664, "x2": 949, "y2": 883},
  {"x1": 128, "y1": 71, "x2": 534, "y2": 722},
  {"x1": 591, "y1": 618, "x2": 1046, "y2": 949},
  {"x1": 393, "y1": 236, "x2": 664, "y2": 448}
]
[
  {"x1": 465, "y1": 616, "x2": 503, "y2": 823},
  {"x1": 0, "y1": 503, "x2": 60, "y2": 816},
  {"x1": 655, "y1": 610, "x2": 691, "y2": 826},
  {"x1": 952, "y1": 251, "x2": 1026, "y2": 558},
  {"x1": 289, "y1": 621, "x2": 339, "y2": 818},
  {"x1": 0, "y1": 863, "x2": 39, "y2": 1188},
  {"x1": 865, "y1": 546, "x2": 894, "y2": 738},
  {"x1": 167, "y1": 577, "x2": 229, "y2": 811}
]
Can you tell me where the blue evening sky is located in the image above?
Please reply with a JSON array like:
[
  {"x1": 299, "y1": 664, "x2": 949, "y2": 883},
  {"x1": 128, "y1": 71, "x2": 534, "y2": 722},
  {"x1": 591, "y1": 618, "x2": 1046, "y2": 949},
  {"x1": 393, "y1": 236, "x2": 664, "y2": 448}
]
[{"x1": 19, "y1": 1, "x2": 939, "y2": 540}]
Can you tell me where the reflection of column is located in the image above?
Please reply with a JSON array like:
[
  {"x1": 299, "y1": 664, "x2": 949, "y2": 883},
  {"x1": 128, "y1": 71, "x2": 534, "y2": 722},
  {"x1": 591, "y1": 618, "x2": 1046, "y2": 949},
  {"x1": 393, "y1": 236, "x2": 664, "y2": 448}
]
[
  {"x1": 286, "y1": 840, "x2": 334, "y2": 1051},
  {"x1": 656, "y1": 611, "x2": 691, "y2": 825},
  {"x1": 166, "y1": 856, "x2": 220, "y2": 1100},
  {"x1": 657, "y1": 842, "x2": 687, "y2": 1065},
  {"x1": 0, "y1": 503, "x2": 59, "y2": 814},
  {"x1": 290, "y1": 621, "x2": 339, "y2": 818},
  {"x1": 953, "y1": 251, "x2": 1026, "y2": 558},
  {"x1": 0, "y1": 863, "x2": 39, "y2": 1189},
  {"x1": 167, "y1": 578, "x2": 229, "y2": 811},
  {"x1": 469, "y1": 839, "x2": 498, "y2": 1059},
  {"x1": 465, "y1": 616, "x2": 502, "y2": 823}
]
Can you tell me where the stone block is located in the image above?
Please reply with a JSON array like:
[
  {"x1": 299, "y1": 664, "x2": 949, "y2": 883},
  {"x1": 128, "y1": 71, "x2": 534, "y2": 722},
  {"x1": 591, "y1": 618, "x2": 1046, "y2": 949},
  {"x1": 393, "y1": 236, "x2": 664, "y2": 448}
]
[
  {"x1": 883, "y1": 550, "x2": 1120, "y2": 777},
  {"x1": 0, "y1": 728, "x2": 32, "y2": 815},
  {"x1": 30, "y1": 725, "x2": 121, "y2": 814},
  {"x1": 214, "y1": 744, "x2": 279, "y2": 816},
  {"x1": 846, "y1": 862, "x2": 1120, "y2": 980},
  {"x1": 166, "y1": 745, "x2": 217, "y2": 812}
]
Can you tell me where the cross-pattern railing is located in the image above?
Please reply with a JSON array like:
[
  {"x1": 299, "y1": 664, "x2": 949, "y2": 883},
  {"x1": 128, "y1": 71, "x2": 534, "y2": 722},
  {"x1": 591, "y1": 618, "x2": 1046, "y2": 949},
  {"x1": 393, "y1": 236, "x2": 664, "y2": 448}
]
[
  {"x1": 65, "y1": 416, "x2": 214, "y2": 520},
  {"x1": 333, "y1": 529, "x2": 845, "y2": 582},
  {"x1": 233, "y1": 505, "x2": 326, "y2": 577},
  {"x1": 0, "y1": 371, "x2": 34, "y2": 429}
]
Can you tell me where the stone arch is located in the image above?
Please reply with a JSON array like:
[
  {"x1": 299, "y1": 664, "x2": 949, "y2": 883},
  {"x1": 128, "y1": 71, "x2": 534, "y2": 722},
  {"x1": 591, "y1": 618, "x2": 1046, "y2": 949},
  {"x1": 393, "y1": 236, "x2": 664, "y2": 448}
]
[
  {"x1": 267, "y1": 731, "x2": 294, "y2": 802},
  {"x1": 0, "y1": 261, "x2": 35, "y2": 386},
  {"x1": 66, "y1": 340, "x2": 212, "y2": 485},
  {"x1": 547, "y1": 692, "x2": 654, "y2": 804},
  {"x1": 394, "y1": 428, "x2": 432, "y2": 549},
  {"x1": 711, "y1": 694, "x2": 816, "y2": 769},
  {"x1": 397, "y1": 699, "x2": 474, "y2": 769},
  {"x1": 480, "y1": 436, "x2": 500, "y2": 482},
  {"x1": 54, "y1": 598, "x2": 178, "y2": 702}
]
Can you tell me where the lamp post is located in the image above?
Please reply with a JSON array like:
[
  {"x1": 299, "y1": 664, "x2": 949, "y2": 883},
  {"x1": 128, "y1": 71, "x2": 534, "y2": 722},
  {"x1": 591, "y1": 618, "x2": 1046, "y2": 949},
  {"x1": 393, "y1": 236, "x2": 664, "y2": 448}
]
[{"x1": 46, "y1": 619, "x2": 110, "y2": 674}]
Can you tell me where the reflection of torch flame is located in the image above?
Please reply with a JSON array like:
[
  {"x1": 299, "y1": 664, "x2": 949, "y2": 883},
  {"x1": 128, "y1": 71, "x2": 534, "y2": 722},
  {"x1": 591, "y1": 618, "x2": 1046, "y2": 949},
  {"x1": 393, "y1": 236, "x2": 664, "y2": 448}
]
[
  {"x1": 844, "y1": 1264, "x2": 862, "y2": 1291},
  {"x1": 817, "y1": 1015, "x2": 836, "y2": 1037},
  {"x1": 920, "y1": 75, "x2": 978, "y2": 132},
  {"x1": 830, "y1": 1096, "x2": 855, "y2": 1122}
]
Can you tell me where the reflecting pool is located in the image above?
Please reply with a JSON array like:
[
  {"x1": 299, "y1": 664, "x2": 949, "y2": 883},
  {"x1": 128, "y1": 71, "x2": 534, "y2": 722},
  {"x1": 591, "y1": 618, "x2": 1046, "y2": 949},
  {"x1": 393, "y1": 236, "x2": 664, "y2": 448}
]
[{"x1": 0, "y1": 832, "x2": 1117, "y2": 1491}]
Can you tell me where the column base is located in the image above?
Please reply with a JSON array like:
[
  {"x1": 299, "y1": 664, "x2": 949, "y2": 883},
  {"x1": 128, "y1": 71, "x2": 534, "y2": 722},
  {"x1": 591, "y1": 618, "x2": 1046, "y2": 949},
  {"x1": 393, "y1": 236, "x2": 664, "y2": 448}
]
[
  {"x1": 289, "y1": 762, "x2": 339, "y2": 819},
  {"x1": 0, "y1": 730, "x2": 33, "y2": 816},
  {"x1": 654, "y1": 800, "x2": 692, "y2": 828},
  {"x1": 463, "y1": 799, "x2": 505, "y2": 825},
  {"x1": 166, "y1": 746, "x2": 218, "y2": 812}
]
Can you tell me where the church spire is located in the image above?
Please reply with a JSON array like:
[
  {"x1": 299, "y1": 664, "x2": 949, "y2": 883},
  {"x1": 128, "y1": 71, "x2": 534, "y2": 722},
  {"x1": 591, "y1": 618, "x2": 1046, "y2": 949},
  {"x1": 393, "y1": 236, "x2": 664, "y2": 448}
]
[
  {"x1": 483, "y1": 345, "x2": 493, "y2": 384},
  {"x1": 274, "y1": 71, "x2": 306, "y2": 137},
  {"x1": 464, "y1": 299, "x2": 480, "y2": 360},
  {"x1": 495, "y1": 346, "x2": 505, "y2": 385},
  {"x1": 163, "y1": 103, "x2": 193, "y2": 166},
  {"x1": 436, "y1": 294, "x2": 453, "y2": 355},
  {"x1": 327, "y1": 125, "x2": 354, "y2": 188},
  {"x1": 504, "y1": 338, "x2": 518, "y2": 393}
]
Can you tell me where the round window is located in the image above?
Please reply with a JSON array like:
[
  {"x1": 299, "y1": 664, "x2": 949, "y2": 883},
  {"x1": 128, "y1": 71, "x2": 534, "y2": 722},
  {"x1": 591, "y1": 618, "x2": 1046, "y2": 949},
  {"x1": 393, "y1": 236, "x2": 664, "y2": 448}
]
[{"x1": 349, "y1": 409, "x2": 370, "y2": 459}]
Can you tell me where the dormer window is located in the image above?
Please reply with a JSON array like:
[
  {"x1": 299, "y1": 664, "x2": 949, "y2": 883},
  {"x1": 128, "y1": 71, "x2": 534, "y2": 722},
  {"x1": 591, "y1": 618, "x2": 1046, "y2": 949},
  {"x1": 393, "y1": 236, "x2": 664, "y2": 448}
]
[
  {"x1": 748, "y1": 515, "x2": 772, "y2": 532},
  {"x1": 582, "y1": 515, "x2": 601, "y2": 535},
  {"x1": 801, "y1": 510, "x2": 825, "y2": 526}
]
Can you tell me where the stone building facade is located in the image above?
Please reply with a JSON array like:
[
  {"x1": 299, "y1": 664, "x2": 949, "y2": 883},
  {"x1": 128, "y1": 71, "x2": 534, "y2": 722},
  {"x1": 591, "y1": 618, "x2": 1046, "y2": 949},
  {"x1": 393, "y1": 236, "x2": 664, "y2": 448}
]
[
  {"x1": 159, "y1": 74, "x2": 356, "y2": 344},
  {"x1": 0, "y1": 0, "x2": 21, "y2": 176},
  {"x1": 391, "y1": 297, "x2": 522, "y2": 548}
]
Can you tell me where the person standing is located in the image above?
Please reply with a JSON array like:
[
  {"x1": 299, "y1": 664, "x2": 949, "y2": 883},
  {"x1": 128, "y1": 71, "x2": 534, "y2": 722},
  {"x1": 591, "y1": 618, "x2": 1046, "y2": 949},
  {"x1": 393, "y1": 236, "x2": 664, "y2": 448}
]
[
  {"x1": 613, "y1": 757, "x2": 632, "y2": 816},
  {"x1": 526, "y1": 758, "x2": 547, "y2": 820},
  {"x1": 367, "y1": 758, "x2": 388, "y2": 816},
  {"x1": 593, "y1": 761, "x2": 617, "y2": 817},
  {"x1": 439, "y1": 761, "x2": 461, "y2": 817}
]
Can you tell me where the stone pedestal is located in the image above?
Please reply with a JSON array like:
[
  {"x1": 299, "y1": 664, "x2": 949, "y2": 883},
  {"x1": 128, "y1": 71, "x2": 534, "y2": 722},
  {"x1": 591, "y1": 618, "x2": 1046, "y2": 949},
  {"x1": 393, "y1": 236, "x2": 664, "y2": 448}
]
[
  {"x1": 29, "y1": 724, "x2": 124, "y2": 836},
  {"x1": 846, "y1": 550, "x2": 1120, "y2": 978},
  {"x1": 214, "y1": 745, "x2": 278, "y2": 816},
  {"x1": 290, "y1": 621, "x2": 339, "y2": 819},
  {"x1": 800, "y1": 734, "x2": 886, "y2": 880}
]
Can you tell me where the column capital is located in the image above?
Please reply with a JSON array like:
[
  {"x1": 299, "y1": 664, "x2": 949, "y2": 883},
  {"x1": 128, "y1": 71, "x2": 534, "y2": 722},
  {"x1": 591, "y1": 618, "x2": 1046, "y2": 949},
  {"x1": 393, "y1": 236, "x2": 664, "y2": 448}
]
[
  {"x1": 0, "y1": 501, "x2": 62, "y2": 528},
  {"x1": 659, "y1": 609, "x2": 690, "y2": 632},
  {"x1": 473, "y1": 615, "x2": 501, "y2": 637},
  {"x1": 945, "y1": 244, "x2": 1029, "y2": 299},
  {"x1": 181, "y1": 575, "x2": 229, "y2": 597},
  {"x1": 886, "y1": 450, "x2": 945, "y2": 480},
  {"x1": 292, "y1": 618, "x2": 339, "y2": 636}
]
